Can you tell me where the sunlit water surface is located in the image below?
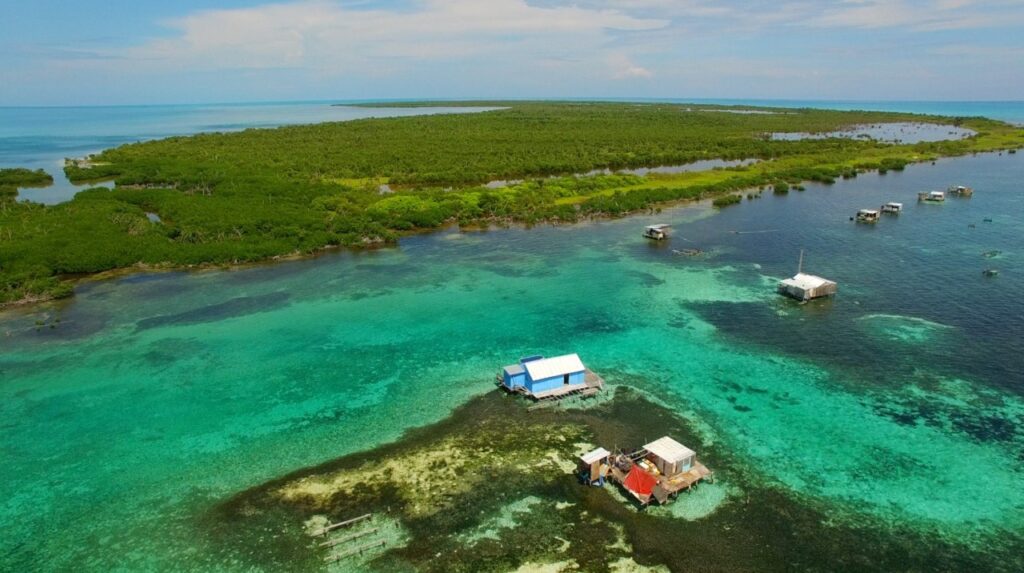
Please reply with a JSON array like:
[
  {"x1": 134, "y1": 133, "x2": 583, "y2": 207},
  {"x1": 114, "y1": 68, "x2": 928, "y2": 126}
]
[{"x1": 1, "y1": 152, "x2": 1023, "y2": 570}]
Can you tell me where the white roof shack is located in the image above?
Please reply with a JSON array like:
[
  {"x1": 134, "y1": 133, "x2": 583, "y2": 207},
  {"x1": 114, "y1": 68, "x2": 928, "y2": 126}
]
[
  {"x1": 580, "y1": 447, "x2": 610, "y2": 465},
  {"x1": 646, "y1": 224, "x2": 670, "y2": 231},
  {"x1": 779, "y1": 272, "x2": 834, "y2": 291},
  {"x1": 858, "y1": 209, "x2": 879, "y2": 215},
  {"x1": 644, "y1": 437, "x2": 695, "y2": 464},
  {"x1": 524, "y1": 353, "x2": 585, "y2": 381}
]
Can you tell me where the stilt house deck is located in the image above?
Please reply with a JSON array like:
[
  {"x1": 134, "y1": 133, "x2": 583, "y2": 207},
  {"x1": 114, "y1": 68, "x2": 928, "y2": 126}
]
[
  {"x1": 497, "y1": 354, "x2": 604, "y2": 401},
  {"x1": 606, "y1": 436, "x2": 713, "y2": 505}
]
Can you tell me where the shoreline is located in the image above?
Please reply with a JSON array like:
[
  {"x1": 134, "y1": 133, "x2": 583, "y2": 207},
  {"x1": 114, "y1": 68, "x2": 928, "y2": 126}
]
[
  {"x1": 3, "y1": 102, "x2": 1023, "y2": 310},
  {"x1": 4, "y1": 141, "x2": 1023, "y2": 571},
  {"x1": 0, "y1": 147, "x2": 1018, "y2": 313}
]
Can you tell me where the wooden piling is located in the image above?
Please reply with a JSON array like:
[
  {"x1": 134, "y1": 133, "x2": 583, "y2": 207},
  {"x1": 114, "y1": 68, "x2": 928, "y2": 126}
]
[
  {"x1": 324, "y1": 539, "x2": 387, "y2": 563},
  {"x1": 310, "y1": 513, "x2": 372, "y2": 537},
  {"x1": 318, "y1": 527, "x2": 379, "y2": 548}
]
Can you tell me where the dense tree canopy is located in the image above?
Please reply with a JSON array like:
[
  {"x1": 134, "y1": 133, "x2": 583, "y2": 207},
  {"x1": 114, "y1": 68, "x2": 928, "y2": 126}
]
[{"x1": 2, "y1": 102, "x2": 1022, "y2": 305}]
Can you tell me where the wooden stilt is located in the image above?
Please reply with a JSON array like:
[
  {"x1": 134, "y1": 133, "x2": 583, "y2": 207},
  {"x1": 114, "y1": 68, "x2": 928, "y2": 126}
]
[
  {"x1": 318, "y1": 527, "x2": 379, "y2": 548},
  {"x1": 310, "y1": 513, "x2": 372, "y2": 537},
  {"x1": 324, "y1": 540, "x2": 387, "y2": 563}
]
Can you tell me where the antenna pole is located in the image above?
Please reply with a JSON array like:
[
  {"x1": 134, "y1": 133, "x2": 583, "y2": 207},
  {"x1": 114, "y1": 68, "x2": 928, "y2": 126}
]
[{"x1": 798, "y1": 249, "x2": 804, "y2": 274}]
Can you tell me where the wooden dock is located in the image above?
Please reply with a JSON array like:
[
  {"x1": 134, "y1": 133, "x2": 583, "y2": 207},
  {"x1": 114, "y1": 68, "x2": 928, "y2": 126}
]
[
  {"x1": 608, "y1": 455, "x2": 713, "y2": 505},
  {"x1": 528, "y1": 369, "x2": 604, "y2": 403},
  {"x1": 325, "y1": 540, "x2": 387, "y2": 564},
  {"x1": 308, "y1": 513, "x2": 389, "y2": 564}
]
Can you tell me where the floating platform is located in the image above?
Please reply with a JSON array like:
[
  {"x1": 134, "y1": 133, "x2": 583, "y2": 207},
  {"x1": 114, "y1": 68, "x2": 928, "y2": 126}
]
[
  {"x1": 881, "y1": 202, "x2": 903, "y2": 214},
  {"x1": 918, "y1": 190, "x2": 946, "y2": 202}
]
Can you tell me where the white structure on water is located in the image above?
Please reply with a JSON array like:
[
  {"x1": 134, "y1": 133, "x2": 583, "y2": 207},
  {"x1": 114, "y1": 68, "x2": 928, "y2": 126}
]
[
  {"x1": 856, "y1": 209, "x2": 880, "y2": 223},
  {"x1": 643, "y1": 224, "x2": 671, "y2": 240},
  {"x1": 777, "y1": 250, "x2": 837, "y2": 301}
]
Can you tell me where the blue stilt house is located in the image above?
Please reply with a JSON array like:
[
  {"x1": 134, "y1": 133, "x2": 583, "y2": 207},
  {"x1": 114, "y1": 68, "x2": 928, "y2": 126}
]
[{"x1": 501, "y1": 353, "x2": 592, "y2": 400}]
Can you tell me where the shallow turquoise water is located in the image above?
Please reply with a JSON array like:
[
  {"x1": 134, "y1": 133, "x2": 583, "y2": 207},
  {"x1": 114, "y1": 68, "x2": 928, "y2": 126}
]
[{"x1": 1, "y1": 153, "x2": 1023, "y2": 569}]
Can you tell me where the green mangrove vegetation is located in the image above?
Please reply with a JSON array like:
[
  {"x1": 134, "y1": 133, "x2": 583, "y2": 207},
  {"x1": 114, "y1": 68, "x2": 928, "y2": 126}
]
[
  {"x1": 2, "y1": 102, "x2": 1023, "y2": 305},
  {"x1": 0, "y1": 168, "x2": 52, "y2": 198},
  {"x1": 712, "y1": 193, "x2": 743, "y2": 208}
]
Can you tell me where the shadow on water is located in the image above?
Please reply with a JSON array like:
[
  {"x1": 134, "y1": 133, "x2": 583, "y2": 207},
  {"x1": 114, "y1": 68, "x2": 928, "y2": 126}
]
[{"x1": 135, "y1": 291, "x2": 291, "y2": 331}]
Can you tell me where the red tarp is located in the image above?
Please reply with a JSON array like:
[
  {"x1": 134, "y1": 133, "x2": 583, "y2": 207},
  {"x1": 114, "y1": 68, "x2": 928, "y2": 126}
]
[{"x1": 623, "y1": 465, "x2": 658, "y2": 496}]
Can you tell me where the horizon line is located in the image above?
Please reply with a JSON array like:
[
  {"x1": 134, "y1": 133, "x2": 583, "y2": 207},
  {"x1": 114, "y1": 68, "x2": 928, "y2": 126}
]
[{"x1": 3, "y1": 96, "x2": 1024, "y2": 110}]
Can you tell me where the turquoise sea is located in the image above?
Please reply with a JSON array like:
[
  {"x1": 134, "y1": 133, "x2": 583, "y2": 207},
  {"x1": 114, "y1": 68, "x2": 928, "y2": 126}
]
[{"x1": 1, "y1": 101, "x2": 1023, "y2": 570}]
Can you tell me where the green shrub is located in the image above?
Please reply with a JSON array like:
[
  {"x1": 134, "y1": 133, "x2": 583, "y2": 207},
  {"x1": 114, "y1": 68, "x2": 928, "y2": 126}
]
[{"x1": 712, "y1": 194, "x2": 742, "y2": 208}]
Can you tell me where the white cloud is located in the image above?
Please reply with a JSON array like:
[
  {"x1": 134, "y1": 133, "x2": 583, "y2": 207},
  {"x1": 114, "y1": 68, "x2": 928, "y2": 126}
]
[
  {"x1": 106, "y1": 0, "x2": 669, "y2": 74},
  {"x1": 609, "y1": 53, "x2": 653, "y2": 79},
  {"x1": 801, "y1": 0, "x2": 1024, "y2": 31},
  {"x1": 14, "y1": 0, "x2": 1024, "y2": 104}
]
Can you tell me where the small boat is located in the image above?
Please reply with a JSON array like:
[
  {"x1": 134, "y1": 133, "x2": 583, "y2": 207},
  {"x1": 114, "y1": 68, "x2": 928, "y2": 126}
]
[
  {"x1": 880, "y1": 202, "x2": 903, "y2": 214},
  {"x1": 948, "y1": 185, "x2": 974, "y2": 197},
  {"x1": 855, "y1": 209, "x2": 880, "y2": 223},
  {"x1": 643, "y1": 224, "x2": 671, "y2": 240},
  {"x1": 982, "y1": 250, "x2": 1002, "y2": 259},
  {"x1": 918, "y1": 190, "x2": 945, "y2": 202},
  {"x1": 983, "y1": 269, "x2": 999, "y2": 277}
]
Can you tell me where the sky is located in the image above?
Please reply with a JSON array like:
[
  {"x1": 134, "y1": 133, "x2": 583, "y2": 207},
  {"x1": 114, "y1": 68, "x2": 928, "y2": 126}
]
[{"x1": 1, "y1": 0, "x2": 1023, "y2": 106}]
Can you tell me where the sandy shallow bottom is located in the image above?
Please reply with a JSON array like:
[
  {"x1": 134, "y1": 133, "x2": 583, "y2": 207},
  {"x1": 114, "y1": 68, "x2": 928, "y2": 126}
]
[{"x1": 2, "y1": 153, "x2": 1023, "y2": 571}]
